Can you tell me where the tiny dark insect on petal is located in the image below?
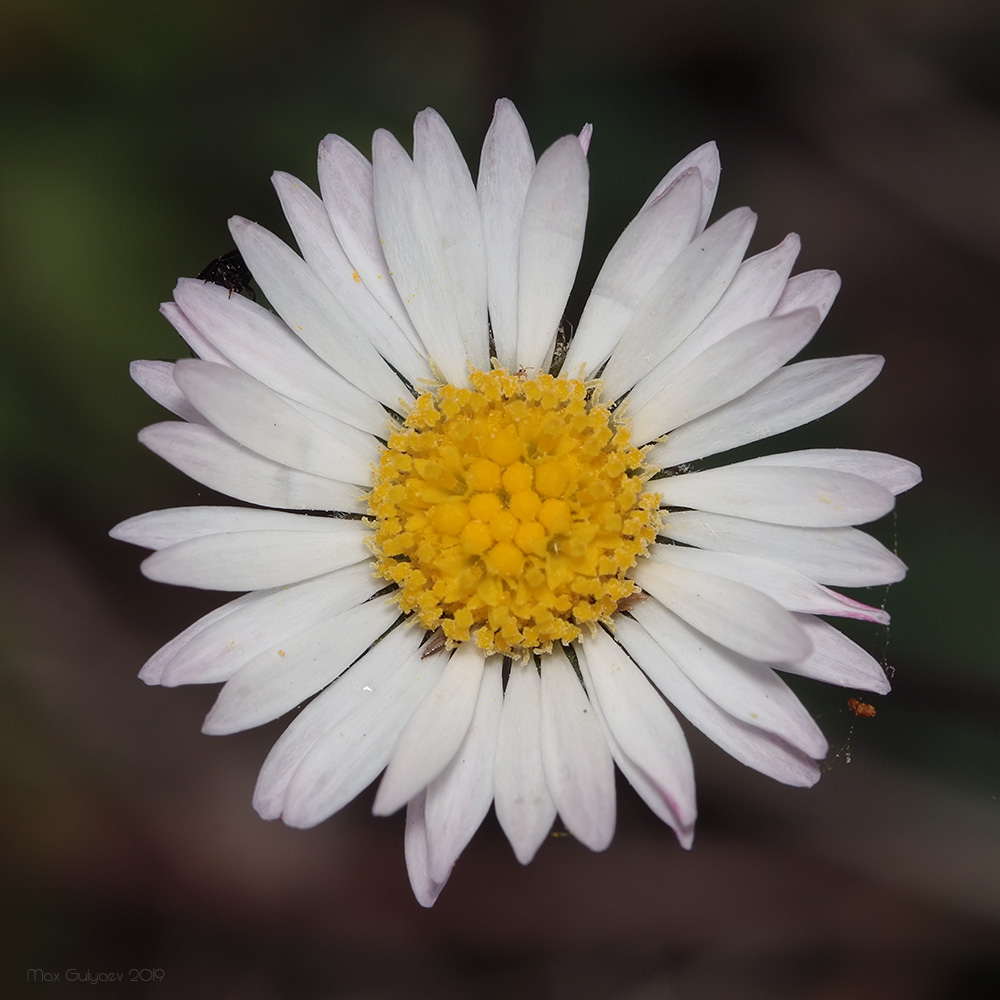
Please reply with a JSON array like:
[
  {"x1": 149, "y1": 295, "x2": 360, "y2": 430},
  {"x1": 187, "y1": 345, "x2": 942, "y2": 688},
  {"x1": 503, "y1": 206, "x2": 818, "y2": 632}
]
[{"x1": 198, "y1": 249, "x2": 256, "y2": 300}]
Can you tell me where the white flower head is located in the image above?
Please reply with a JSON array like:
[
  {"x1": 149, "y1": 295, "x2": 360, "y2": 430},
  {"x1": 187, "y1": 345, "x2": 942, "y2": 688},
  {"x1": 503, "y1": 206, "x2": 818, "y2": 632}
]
[{"x1": 112, "y1": 100, "x2": 920, "y2": 906}]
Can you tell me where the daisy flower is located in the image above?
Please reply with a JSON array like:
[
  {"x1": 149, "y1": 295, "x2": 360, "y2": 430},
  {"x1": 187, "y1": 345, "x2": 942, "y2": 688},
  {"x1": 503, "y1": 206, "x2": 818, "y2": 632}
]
[{"x1": 112, "y1": 99, "x2": 919, "y2": 906}]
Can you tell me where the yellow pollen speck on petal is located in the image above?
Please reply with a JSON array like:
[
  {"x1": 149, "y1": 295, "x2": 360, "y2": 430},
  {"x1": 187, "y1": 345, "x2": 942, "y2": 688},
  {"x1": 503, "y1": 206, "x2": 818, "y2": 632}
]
[{"x1": 368, "y1": 367, "x2": 661, "y2": 657}]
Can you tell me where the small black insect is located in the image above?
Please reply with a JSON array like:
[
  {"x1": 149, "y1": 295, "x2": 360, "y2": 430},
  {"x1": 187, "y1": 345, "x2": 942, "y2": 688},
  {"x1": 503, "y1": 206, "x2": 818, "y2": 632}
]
[{"x1": 198, "y1": 249, "x2": 256, "y2": 300}]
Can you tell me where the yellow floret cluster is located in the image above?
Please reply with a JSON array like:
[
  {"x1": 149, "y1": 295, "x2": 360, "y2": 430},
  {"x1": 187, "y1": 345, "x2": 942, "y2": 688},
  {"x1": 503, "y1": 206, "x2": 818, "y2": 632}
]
[{"x1": 368, "y1": 367, "x2": 660, "y2": 657}]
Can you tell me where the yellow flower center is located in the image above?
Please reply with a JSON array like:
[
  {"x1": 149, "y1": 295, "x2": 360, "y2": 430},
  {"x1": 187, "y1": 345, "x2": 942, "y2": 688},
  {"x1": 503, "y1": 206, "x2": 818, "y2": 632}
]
[{"x1": 369, "y1": 368, "x2": 660, "y2": 657}]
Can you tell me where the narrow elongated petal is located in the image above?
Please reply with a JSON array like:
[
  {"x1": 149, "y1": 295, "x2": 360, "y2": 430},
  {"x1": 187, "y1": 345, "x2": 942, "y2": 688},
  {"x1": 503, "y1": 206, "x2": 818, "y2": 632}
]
[
  {"x1": 773, "y1": 269, "x2": 841, "y2": 320},
  {"x1": 171, "y1": 279, "x2": 391, "y2": 435},
  {"x1": 628, "y1": 307, "x2": 822, "y2": 445},
  {"x1": 139, "y1": 422, "x2": 368, "y2": 514},
  {"x1": 173, "y1": 359, "x2": 379, "y2": 485},
  {"x1": 274, "y1": 627, "x2": 445, "y2": 826},
  {"x1": 578, "y1": 630, "x2": 697, "y2": 841},
  {"x1": 562, "y1": 169, "x2": 703, "y2": 378},
  {"x1": 160, "y1": 299, "x2": 231, "y2": 364},
  {"x1": 600, "y1": 208, "x2": 756, "y2": 400},
  {"x1": 477, "y1": 98, "x2": 535, "y2": 369},
  {"x1": 647, "y1": 544, "x2": 891, "y2": 624},
  {"x1": 373, "y1": 643, "x2": 486, "y2": 816},
  {"x1": 641, "y1": 141, "x2": 721, "y2": 231},
  {"x1": 736, "y1": 448, "x2": 922, "y2": 495},
  {"x1": 661, "y1": 510, "x2": 906, "y2": 587},
  {"x1": 136, "y1": 588, "x2": 262, "y2": 686},
  {"x1": 130, "y1": 360, "x2": 202, "y2": 422},
  {"x1": 272, "y1": 170, "x2": 433, "y2": 387},
  {"x1": 424, "y1": 657, "x2": 503, "y2": 883},
  {"x1": 161, "y1": 563, "x2": 382, "y2": 687},
  {"x1": 202, "y1": 595, "x2": 399, "y2": 734},
  {"x1": 516, "y1": 136, "x2": 589, "y2": 371},
  {"x1": 413, "y1": 108, "x2": 490, "y2": 373},
  {"x1": 405, "y1": 792, "x2": 449, "y2": 907},
  {"x1": 494, "y1": 662, "x2": 557, "y2": 864},
  {"x1": 373, "y1": 129, "x2": 487, "y2": 383},
  {"x1": 231, "y1": 216, "x2": 413, "y2": 410},
  {"x1": 253, "y1": 628, "x2": 427, "y2": 826},
  {"x1": 615, "y1": 616, "x2": 822, "y2": 786},
  {"x1": 630, "y1": 557, "x2": 811, "y2": 664},
  {"x1": 140, "y1": 521, "x2": 372, "y2": 591},
  {"x1": 110, "y1": 505, "x2": 343, "y2": 551},
  {"x1": 317, "y1": 133, "x2": 425, "y2": 353},
  {"x1": 628, "y1": 598, "x2": 828, "y2": 759},
  {"x1": 646, "y1": 355, "x2": 884, "y2": 468},
  {"x1": 621, "y1": 234, "x2": 802, "y2": 404},
  {"x1": 653, "y1": 463, "x2": 896, "y2": 527},
  {"x1": 781, "y1": 616, "x2": 892, "y2": 693},
  {"x1": 686, "y1": 234, "x2": 802, "y2": 349},
  {"x1": 539, "y1": 645, "x2": 615, "y2": 851}
]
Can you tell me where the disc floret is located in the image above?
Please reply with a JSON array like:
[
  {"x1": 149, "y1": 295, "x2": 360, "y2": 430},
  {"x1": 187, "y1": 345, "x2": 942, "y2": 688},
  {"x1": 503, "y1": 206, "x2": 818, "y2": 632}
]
[{"x1": 369, "y1": 368, "x2": 660, "y2": 656}]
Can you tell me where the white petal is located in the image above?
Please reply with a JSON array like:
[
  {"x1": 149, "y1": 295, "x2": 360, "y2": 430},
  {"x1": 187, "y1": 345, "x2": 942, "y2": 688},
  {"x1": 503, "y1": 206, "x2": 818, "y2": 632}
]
[
  {"x1": 110, "y1": 505, "x2": 340, "y2": 551},
  {"x1": 404, "y1": 791, "x2": 449, "y2": 908},
  {"x1": 477, "y1": 98, "x2": 535, "y2": 369},
  {"x1": 661, "y1": 510, "x2": 907, "y2": 587},
  {"x1": 271, "y1": 170, "x2": 433, "y2": 387},
  {"x1": 172, "y1": 278, "x2": 390, "y2": 435},
  {"x1": 317, "y1": 133, "x2": 425, "y2": 353},
  {"x1": 630, "y1": 557, "x2": 811, "y2": 664},
  {"x1": 160, "y1": 299, "x2": 231, "y2": 364},
  {"x1": 646, "y1": 355, "x2": 884, "y2": 468},
  {"x1": 578, "y1": 629, "x2": 697, "y2": 840},
  {"x1": 494, "y1": 661, "x2": 557, "y2": 864},
  {"x1": 600, "y1": 208, "x2": 757, "y2": 400},
  {"x1": 652, "y1": 463, "x2": 896, "y2": 527},
  {"x1": 424, "y1": 656, "x2": 503, "y2": 883},
  {"x1": 263, "y1": 625, "x2": 443, "y2": 825},
  {"x1": 773, "y1": 268, "x2": 841, "y2": 320},
  {"x1": 648, "y1": 544, "x2": 891, "y2": 625},
  {"x1": 614, "y1": 616, "x2": 822, "y2": 786},
  {"x1": 135, "y1": 589, "x2": 260, "y2": 685},
  {"x1": 561, "y1": 168, "x2": 703, "y2": 379},
  {"x1": 539, "y1": 645, "x2": 615, "y2": 851},
  {"x1": 230, "y1": 216, "x2": 413, "y2": 410},
  {"x1": 140, "y1": 521, "x2": 372, "y2": 591},
  {"x1": 686, "y1": 234, "x2": 802, "y2": 349},
  {"x1": 202, "y1": 594, "x2": 399, "y2": 734},
  {"x1": 628, "y1": 598, "x2": 828, "y2": 759},
  {"x1": 516, "y1": 135, "x2": 589, "y2": 372},
  {"x1": 781, "y1": 616, "x2": 892, "y2": 693},
  {"x1": 160, "y1": 562, "x2": 381, "y2": 687},
  {"x1": 617, "y1": 234, "x2": 802, "y2": 404},
  {"x1": 130, "y1": 360, "x2": 202, "y2": 422},
  {"x1": 413, "y1": 108, "x2": 490, "y2": 374},
  {"x1": 628, "y1": 307, "x2": 822, "y2": 445},
  {"x1": 641, "y1": 141, "x2": 721, "y2": 232},
  {"x1": 736, "y1": 448, "x2": 922, "y2": 496},
  {"x1": 373, "y1": 642, "x2": 486, "y2": 816},
  {"x1": 138, "y1": 422, "x2": 368, "y2": 514},
  {"x1": 173, "y1": 359, "x2": 378, "y2": 486},
  {"x1": 372, "y1": 128, "x2": 485, "y2": 384}
]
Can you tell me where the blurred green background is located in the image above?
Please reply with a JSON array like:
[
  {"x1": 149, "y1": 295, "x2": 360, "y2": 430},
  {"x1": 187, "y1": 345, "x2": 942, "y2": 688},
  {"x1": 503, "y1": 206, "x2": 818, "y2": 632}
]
[{"x1": 2, "y1": 1, "x2": 997, "y2": 997}]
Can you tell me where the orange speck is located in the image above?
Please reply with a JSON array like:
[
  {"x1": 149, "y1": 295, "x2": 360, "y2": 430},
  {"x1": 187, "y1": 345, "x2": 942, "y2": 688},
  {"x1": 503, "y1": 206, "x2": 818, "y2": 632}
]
[{"x1": 848, "y1": 697, "x2": 876, "y2": 718}]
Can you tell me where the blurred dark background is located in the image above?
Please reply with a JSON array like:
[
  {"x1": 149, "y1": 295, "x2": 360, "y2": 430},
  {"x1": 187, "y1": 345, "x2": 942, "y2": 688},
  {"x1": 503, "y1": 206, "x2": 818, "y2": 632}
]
[{"x1": 1, "y1": 1, "x2": 997, "y2": 997}]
